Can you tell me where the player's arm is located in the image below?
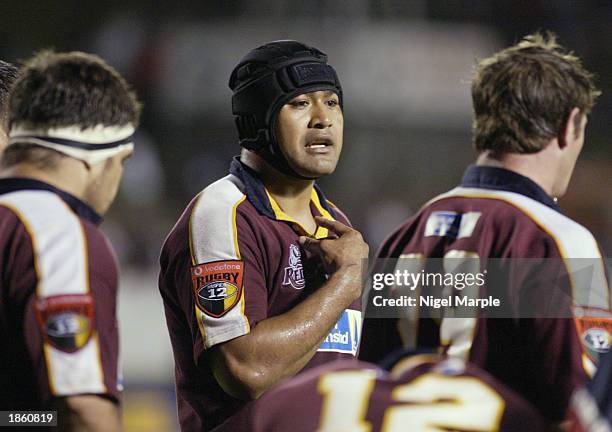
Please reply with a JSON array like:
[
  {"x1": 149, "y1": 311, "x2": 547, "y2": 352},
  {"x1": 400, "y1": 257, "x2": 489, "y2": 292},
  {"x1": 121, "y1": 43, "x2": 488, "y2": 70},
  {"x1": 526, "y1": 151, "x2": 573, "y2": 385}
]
[
  {"x1": 56, "y1": 395, "x2": 120, "y2": 432},
  {"x1": 514, "y1": 257, "x2": 591, "y2": 422},
  {"x1": 23, "y1": 217, "x2": 123, "y2": 431},
  {"x1": 209, "y1": 217, "x2": 368, "y2": 400}
]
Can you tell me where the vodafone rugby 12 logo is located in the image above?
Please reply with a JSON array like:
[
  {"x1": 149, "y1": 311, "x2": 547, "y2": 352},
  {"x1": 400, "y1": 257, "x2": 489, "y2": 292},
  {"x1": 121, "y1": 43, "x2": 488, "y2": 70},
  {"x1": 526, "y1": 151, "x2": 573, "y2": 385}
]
[{"x1": 192, "y1": 260, "x2": 244, "y2": 317}]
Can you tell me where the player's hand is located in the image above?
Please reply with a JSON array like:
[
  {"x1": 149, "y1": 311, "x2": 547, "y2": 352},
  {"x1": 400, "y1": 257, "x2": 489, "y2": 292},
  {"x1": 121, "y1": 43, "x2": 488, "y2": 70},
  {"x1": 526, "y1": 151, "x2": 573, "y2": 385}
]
[{"x1": 299, "y1": 216, "x2": 369, "y2": 275}]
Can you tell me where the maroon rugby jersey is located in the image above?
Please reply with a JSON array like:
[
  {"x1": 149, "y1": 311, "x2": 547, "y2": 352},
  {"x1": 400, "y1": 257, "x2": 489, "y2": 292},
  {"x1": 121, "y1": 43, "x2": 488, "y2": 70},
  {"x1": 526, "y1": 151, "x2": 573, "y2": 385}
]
[
  {"x1": 0, "y1": 178, "x2": 121, "y2": 410},
  {"x1": 360, "y1": 166, "x2": 611, "y2": 422},
  {"x1": 159, "y1": 157, "x2": 362, "y2": 431},
  {"x1": 222, "y1": 355, "x2": 548, "y2": 431}
]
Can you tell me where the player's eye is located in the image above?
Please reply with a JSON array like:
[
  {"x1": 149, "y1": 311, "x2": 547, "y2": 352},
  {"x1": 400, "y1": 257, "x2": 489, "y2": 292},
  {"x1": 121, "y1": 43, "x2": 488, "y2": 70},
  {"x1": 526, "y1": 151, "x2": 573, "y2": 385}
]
[
  {"x1": 290, "y1": 99, "x2": 309, "y2": 108},
  {"x1": 326, "y1": 98, "x2": 339, "y2": 108}
]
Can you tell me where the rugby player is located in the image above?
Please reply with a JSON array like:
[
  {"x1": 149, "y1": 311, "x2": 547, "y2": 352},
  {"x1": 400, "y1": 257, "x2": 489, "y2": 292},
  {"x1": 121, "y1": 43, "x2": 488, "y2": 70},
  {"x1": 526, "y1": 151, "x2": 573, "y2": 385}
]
[
  {"x1": 221, "y1": 353, "x2": 548, "y2": 431},
  {"x1": 0, "y1": 51, "x2": 140, "y2": 431},
  {"x1": 159, "y1": 40, "x2": 368, "y2": 431},
  {"x1": 360, "y1": 33, "x2": 609, "y2": 423},
  {"x1": 0, "y1": 60, "x2": 18, "y2": 151}
]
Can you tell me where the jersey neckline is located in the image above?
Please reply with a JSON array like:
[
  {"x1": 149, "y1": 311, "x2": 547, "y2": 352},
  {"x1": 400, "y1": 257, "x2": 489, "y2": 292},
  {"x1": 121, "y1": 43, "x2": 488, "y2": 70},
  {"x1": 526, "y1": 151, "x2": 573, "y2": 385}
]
[
  {"x1": 0, "y1": 177, "x2": 102, "y2": 225},
  {"x1": 229, "y1": 156, "x2": 337, "y2": 237},
  {"x1": 460, "y1": 165, "x2": 560, "y2": 212}
]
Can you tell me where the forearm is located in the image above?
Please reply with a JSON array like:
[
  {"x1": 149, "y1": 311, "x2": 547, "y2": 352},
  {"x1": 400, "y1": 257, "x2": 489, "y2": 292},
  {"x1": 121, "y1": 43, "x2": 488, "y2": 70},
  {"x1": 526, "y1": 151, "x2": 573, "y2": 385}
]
[
  {"x1": 213, "y1": 265, "x2": 362, "y2": 398},
  {"x1": 57, "y1": 395, "x2": 120, "y2": 432}
]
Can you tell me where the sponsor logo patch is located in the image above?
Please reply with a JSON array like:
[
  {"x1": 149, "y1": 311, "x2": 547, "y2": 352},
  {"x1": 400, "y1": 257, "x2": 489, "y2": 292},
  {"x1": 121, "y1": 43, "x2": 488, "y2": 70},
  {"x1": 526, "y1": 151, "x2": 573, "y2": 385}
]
[
  {"x1": 192, "y1": 260, "x2": 244, "y2": 318},
  {"x1": 35, "y1": 294, "x2": 95, "y2": 353},
  {"x1": 574, "y1": 313, "x2": 612, "y2": 364},
  {"x1": 292, "y1": 63, "x2": 333, "y2": 84},
  {"x1": 318, "y1": 309, "x2": 362, "y2": 356},
  {"x1": 282, "y1": 244, "x2": 305, "y2": 290},
  {"x1": 425, "y1": 211, "x2": 481, "y2": 238}
]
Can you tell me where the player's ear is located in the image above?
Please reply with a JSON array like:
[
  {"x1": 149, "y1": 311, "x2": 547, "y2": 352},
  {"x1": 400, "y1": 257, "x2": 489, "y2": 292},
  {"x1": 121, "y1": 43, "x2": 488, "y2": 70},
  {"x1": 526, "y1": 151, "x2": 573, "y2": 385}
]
[
  {"x1": 559, "y1": 107, "x2": 581, "y2": 149},
  {"x1": 0, "y1": 127, "x2": 8, "y2": 151}
]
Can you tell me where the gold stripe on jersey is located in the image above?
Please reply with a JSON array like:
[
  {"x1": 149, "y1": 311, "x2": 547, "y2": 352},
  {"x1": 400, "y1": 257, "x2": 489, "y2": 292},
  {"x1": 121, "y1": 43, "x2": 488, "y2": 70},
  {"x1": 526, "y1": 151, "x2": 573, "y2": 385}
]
[
  {"x1": 0, "y1": 203, "x2": 43, "y2": 293},
  {"x1": 78, "y1": 218, "x2": 107, "y2": 394},
  {"x1": 583, "y1": 353, "x2": 597, "y2": 377},
  {"x1": 188, "y1": 192, "x2": 205, "y2": 266},
  {"x1": 232, "y1": 196, "x2": 250, "y2": 334},
  {"x1": 311, "y1": 188, "x2": 335, "y2": 239},
  {"x1": 266, "y1": 191, "x2": 295, "y2": 222},
  {"x1": 265, "y1": 188, "x2": 335, "y2": 239},
  {"x1": 189, "y1": 192, "x2": 208, "y2": 341},
  {"x1": 232, "y1": 196, "x2": 247, "y2": 259}
]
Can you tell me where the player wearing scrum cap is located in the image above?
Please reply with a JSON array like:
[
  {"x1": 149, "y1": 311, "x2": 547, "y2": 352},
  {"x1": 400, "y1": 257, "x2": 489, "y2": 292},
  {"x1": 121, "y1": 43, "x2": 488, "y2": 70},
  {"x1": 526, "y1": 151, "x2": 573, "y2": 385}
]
[
  {"x1": 159, "y1": 40, "x2": 368, "y2": 431},
  {"x1": 0, "y1": 51, "x2": 140, "y2": 431}
]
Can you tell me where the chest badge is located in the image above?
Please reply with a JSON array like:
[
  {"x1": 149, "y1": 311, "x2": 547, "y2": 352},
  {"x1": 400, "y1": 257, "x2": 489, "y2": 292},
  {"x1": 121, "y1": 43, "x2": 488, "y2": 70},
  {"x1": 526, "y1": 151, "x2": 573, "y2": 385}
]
[{"x1": 282, "y1": 244, "x2": 306, "y2": 290}]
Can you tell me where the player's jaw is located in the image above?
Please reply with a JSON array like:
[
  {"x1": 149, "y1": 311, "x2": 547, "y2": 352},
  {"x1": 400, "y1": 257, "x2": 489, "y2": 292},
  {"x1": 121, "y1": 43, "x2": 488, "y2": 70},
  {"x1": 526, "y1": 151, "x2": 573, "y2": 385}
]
[
  {"x1": 275, "y1": 90, "x2": 344, "y2": 178},
  {"x1": 83, "y1": 148, "x2": 132, "y2": 215},
  {"x1": 553, "y1": 113, "x2": 587, "y2": 197},
  {"x1": 287, "y1": 132, "x2": 342, "y2": 178},
  {"x1": 280, "y1": 128, "x2": 343, "y2": 178}
]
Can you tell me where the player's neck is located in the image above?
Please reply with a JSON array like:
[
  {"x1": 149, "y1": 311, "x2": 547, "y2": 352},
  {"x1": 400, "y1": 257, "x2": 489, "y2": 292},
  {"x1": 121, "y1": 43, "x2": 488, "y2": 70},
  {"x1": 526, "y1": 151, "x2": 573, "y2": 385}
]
[
  {"x1": 260, "y1": 178, "x2": 316, "y2": 232},
  {"x1": 0, "y1": 160, "x2": 89, "y2": 201},
  {"x1": 476, "y1": 149, "x2": 559, "y2": 197},
  {"x1": 241, "y1": 151, "x2": 314, "y2": 208},
  {"x1": 241, "y1": 150, "x2": 316, "y2": 230}
]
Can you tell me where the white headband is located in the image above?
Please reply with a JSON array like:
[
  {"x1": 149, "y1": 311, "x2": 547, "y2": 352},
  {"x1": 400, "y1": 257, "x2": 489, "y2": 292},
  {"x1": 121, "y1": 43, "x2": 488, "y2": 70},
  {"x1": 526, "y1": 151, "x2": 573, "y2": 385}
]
[{"x1": 8, "y1": 123, "x2": 135, "y2": 165}]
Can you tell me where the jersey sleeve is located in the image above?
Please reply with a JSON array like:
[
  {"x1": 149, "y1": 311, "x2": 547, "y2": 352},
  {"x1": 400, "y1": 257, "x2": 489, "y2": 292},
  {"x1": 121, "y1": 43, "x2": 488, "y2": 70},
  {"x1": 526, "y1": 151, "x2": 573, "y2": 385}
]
[
  {"x1": 5, "y1": 195, "x2": 121, "y2": 405},
  {"x1": 187, "y1": 188, "x2": 268, "y2": 352},
  {"x1": 503, "y1": 248, "x2": 589, "y2": 420}
]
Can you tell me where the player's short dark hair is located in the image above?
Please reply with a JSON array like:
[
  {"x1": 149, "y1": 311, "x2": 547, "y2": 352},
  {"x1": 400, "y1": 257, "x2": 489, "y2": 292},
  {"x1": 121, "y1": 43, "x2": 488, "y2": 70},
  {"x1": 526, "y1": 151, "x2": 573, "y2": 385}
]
[
  {"x1": 0, "y1": 60, "x2": 19, "y2": 130},
  {"x1": 9, "y1": 50, "x2": 141, "y2": 130},
  {"x1": 0, "y1": 143, "x2": 65, "y2": 170},
  {"x1": 471, "y1": 33, "x2": 600, "y2": 154}
]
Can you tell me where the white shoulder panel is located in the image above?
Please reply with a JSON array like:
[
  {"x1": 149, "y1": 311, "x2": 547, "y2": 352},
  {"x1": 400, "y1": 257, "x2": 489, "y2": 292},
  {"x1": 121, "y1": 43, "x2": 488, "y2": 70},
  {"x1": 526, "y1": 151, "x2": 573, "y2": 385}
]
[
  {"x1": 432, "y1": 187, "x2": 602, "y2": 259},
  {"x1": 0, "y1": 190, "x2": 106, "y2": 395},
  {"x1": 430, "y1": 187, "x2": 608, "y2": 308},
  {"x1": 188, "y1": 175, "x2": 250, "y2": 348},
  {"x1": 190, "y1": 174, "x2": 246, "y2": 263},
  {"x1": 0, "y1": 190, "x2": 88, "y2": 296}
]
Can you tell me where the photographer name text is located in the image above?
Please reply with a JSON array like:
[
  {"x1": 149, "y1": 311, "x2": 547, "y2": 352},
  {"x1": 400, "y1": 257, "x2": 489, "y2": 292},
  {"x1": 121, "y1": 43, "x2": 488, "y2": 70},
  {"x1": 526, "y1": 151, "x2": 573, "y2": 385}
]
[{"x1": 371, "y1": 294, "x2": 500, "y2": 309}]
